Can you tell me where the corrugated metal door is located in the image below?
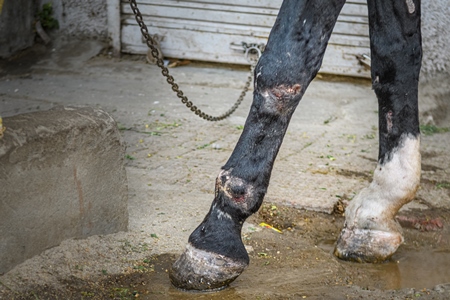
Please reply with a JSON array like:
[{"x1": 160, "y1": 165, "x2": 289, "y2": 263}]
[{"x1": 120, "y1": 0, "x2": 370, "y2": 78}]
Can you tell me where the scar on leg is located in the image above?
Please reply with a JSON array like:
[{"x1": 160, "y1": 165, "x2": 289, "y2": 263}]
[
  {"x1": 386, "y1": 110, "x2": 393, "y2": 133},
  {"x1": 374, "y1": 76, "x2": 379, "y2": 84},
  {"x1": 405, "y1": 0, "x2": 415, "y2": 14},
  {"x1": 212, "y1": 204, "x2": 233, "y2": 221}
]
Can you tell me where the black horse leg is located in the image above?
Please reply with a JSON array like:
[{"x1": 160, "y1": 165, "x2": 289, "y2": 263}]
[
  {"x1": 170, "y1": 0, "x2": 345, "y2": 291},
  {"x1": 335, "y1": 0, "x2": 422, "y2": 262}
]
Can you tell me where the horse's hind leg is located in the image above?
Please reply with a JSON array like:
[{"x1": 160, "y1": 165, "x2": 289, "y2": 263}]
[{"x1": 335, "y1": 0, "x2": 422, "y2": 263}]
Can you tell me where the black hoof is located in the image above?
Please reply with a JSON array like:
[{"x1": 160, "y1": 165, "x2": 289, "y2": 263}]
[{"x1": 169, "y1": 243, "x2": 248, "y2": 291}]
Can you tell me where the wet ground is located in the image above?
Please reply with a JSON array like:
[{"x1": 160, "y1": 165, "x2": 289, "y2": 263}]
[
  {"x1": 1, "y1": 40, "x2": 450, "y2": 299},
  {"x1": 4, "y1": 205, "x2": 450, "y2": 299}
]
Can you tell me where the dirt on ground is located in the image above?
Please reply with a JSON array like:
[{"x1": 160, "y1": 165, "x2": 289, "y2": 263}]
[
  {"x1": 2, "y1": 205, "x2": 450, "y2": 299},
  {"x1": 1, "y1": 40, "x2": 450, "y2": 299}
]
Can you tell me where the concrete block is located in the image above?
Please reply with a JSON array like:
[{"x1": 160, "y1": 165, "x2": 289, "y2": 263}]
[{"x1": 0, "y1": 107, "x2": 128, "y2": 274}]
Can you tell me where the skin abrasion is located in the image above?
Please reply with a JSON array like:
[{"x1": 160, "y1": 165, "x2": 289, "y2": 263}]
[
  {"x1": 269, "y1": 84, "x2": 302, "y2": 99},
  {"x1": 222, "y1": 175, "x2": 248, "y2": 204},
  {"x1": 386, "y1": 110, "x2": 393, "y2": 133},
  {"x1": 262, "y1": 84, "x2": 302, "y2": 114},
  {"x1": 217, "y1": 169, "x2": 256, "y2": 209}
]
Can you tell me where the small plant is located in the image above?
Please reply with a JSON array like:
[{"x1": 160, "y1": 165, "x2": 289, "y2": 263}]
[
  {"x1": 420, "y1": 124, "x2": 449, "y2": 136},
  {"x1": 38, "y1": 3, "x2": 59, "y2": 30},
  {"x1": 363, "y1": 133, "x2": 375, "y2": 139},
  {"x1": 81, "y1": 291, "x2": 95, "y2": 297},
  {"x1": 111, "y1": 287, "x2": 131, "y2": 298},
  {"x1": 436, "y1": 182, "x2": 450, "y2": 189},
  {"x1": 197, "y1": 143, "x2": 210, "y2": 149}
]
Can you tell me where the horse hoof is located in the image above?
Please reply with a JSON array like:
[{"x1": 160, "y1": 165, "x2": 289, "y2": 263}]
[
  {"x1": 169, "y1": 243, "x2": 248, "y2": 291},
  {"x1": 334, "y1": 227, "x2": 403, "y2": 263}
]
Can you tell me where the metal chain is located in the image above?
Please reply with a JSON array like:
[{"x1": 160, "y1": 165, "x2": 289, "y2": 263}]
[{"x1": 128, "y1": 0, "x2": 259, "y2": 121}]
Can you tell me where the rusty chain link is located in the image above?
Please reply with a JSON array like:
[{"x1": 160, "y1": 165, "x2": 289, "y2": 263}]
[{"x1": 128, "y1": 0, "x2": 260, "y2": 121}]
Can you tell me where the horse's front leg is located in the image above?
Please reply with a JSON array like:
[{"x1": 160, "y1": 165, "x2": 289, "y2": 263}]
[{"x1": 170, "y1": 0, "x2": 345, "y2": 291}]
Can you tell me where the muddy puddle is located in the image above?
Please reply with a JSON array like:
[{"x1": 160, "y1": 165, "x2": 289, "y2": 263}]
[
  {"x1": 5, "y1": 205, "x2": 450, "y2": 299},
  {"x1": 96, "y1": 249, "x2": 450, "y2": 299},
  {"x1": 317, "y1": 239, "x2": 450, "y2": 290},
  {"x1": 114, "y1": 205, "x2": 450, "y2": 299}
]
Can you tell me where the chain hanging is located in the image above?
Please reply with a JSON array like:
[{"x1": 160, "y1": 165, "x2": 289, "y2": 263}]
[{"x1": 128, "y1": 0, "x2": 261, "y2": 121}]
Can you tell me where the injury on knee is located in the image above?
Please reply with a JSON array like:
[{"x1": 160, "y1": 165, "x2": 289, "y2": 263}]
[
  {"x1": 258, "y1": 83, "x2": 302, "y2": 114},
  {"x1": 215, "y1": 170, "x2": 257, "y2": 215}
]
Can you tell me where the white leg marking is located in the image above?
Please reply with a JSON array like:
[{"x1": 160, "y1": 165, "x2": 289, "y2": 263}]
[{"x1": 345, "y1": 134, "x2": 421, "y2": 231}]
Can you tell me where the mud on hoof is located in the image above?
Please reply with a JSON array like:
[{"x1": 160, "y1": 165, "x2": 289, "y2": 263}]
[
  {"x1": 334, "y1": 227, "x2": 403, "y2": 263},
  {"x1": 169, "y1": 243, "x2": 248, "y2": 291}
]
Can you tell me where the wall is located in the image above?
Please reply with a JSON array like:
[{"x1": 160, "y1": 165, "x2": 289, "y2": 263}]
[
  {"x1": 40, "y1": 0, "x2": 108, "y2": 40},
  {"x1": 419, "y1": 0, "x2": 450, "y2": 126},
  {"x1": 0, "y1": 0, "x2": 108, "y2": 58},
  {"x1": 1, "y1": 1, "x2": 448, "y2": 75},
  {"x1": 421, "y1": 1, "x2": 450, "y2": 81},
  {"x1": 0, "y1": 0, "x2": 36, "y2": 58}
]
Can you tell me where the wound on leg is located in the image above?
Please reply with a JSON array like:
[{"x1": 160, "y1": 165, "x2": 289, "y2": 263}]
[
  {"x1": 262, "y1": 84, "x2": 302, "y2": 114},
  {"x1": 386, "y1": 110, "x2": 393, "y2": 133}
]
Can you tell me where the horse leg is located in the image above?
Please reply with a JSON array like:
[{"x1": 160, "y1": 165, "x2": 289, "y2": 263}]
[
  {"x1": 334, "y1": 0, "x2": 422, "y2": 262},
  {"x1": 170, "y1": 0, "x2": 345, "y2": 291}
]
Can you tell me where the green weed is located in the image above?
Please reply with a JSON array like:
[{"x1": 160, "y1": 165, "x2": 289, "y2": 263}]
[{"x1": 420, "y1": 125, "x2": 449, "y2": 136}]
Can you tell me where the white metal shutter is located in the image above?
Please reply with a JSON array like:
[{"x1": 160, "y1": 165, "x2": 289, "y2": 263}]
[{"x1": 120, "y1": 0, "x2": 370, "y2": 78}]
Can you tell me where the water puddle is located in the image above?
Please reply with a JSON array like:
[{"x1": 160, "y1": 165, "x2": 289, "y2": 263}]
[
  {"x1": 105, "y1": 246, "x2": 450, "y2": 300},
  {"x1": 392, "y1": 249, "x2": 450, "y2": 289},
  {"x1": 317, "y1": 239, "x2": 450, "y2": 290}
]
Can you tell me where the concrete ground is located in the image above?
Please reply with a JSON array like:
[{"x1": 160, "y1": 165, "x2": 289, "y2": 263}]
[{"x1": 0, "y1": 39, "x2": 449, "y2": 297}]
